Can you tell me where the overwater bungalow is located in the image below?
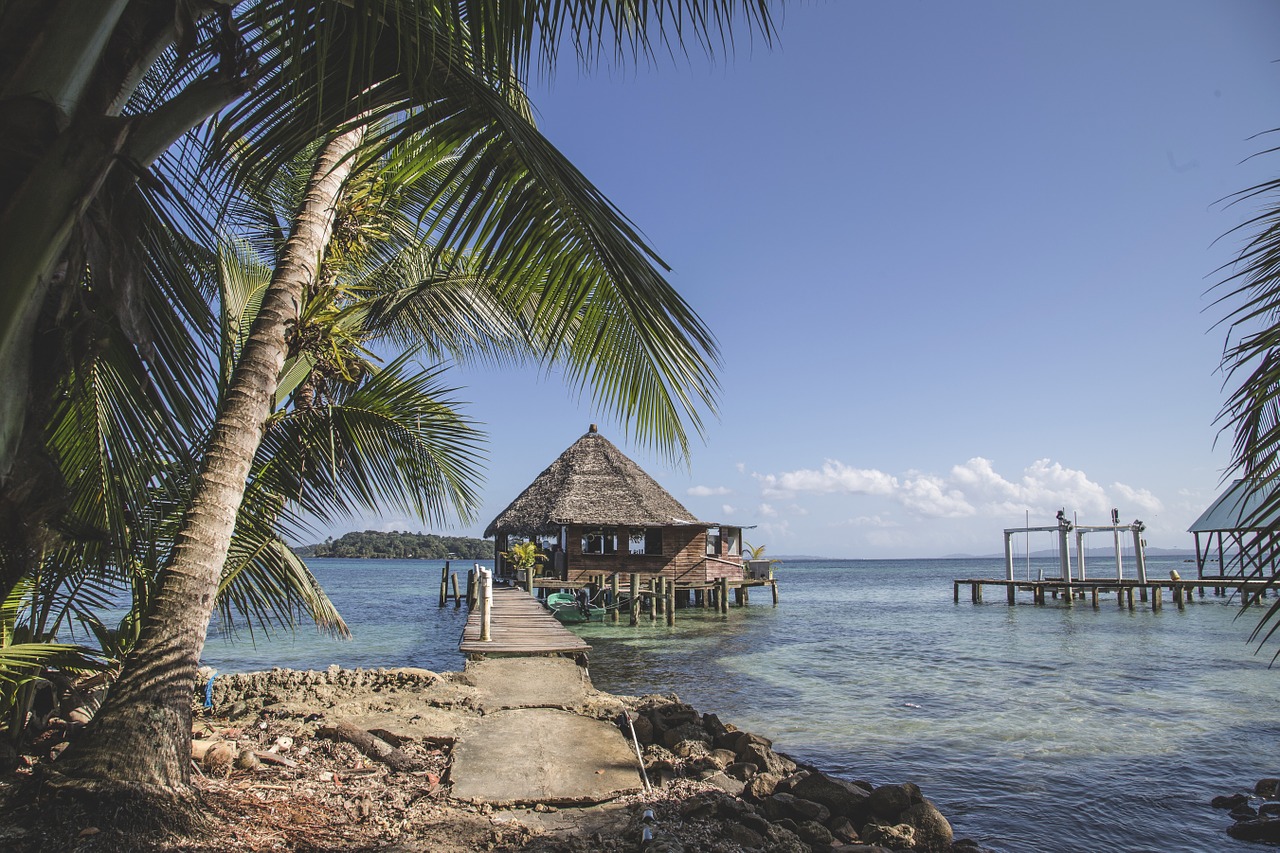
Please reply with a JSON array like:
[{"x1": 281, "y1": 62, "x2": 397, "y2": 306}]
[{"x1": 485, "y1": 425, "x2": 748, "y2": 586}]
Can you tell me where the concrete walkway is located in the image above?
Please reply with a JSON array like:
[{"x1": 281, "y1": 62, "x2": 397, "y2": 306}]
[{"x1": 448, "y1": 658, "x2": 643, "y2": 805}]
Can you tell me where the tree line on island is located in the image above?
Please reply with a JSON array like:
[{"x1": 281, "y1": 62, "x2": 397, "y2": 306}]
[{"x1": 303, "y1": 531, "x2": 491, "y2": 560}]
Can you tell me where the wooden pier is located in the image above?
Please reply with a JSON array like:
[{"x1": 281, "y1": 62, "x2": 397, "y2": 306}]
[
  {"x1": 529, "y1": 573, "x2": 778, "y2": 626},
  {"x1": 953, "y1": 575, "x2": 1277, "y2": 610},
  {"x1": 459, "y1": 586, "x2": 590, "y2": 658}
]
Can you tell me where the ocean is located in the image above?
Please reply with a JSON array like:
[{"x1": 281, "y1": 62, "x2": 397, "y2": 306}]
[{"x1": 200, "y1": 556, "x2": 1280, "y2": 852}]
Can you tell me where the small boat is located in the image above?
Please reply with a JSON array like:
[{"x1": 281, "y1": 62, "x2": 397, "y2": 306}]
[{"x1": 545, "y1": 591, "x2": 606, "y2": 623}]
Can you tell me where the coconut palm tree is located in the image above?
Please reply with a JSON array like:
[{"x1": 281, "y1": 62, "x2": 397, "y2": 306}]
[
  {"x1": 12, "y1": 0, "x2": 777, "y2": 815},
  {"x1": 1214, "y1": 129, "x2": 1280, "y2": 651}
]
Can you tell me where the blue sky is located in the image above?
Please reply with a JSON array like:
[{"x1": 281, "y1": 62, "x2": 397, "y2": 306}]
[{"x1": 338, "y1": 0, "x2": 1280, "y2": 558}]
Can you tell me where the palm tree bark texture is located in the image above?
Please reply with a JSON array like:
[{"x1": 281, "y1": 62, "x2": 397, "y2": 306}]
[{"x1": 55, "y1": 127, "x2": 365, "y2": 792}]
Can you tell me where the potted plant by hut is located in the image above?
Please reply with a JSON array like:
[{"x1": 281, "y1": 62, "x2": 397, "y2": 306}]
[
  {"x1": 501, "y1": 541, "x2": 546, "y2": 590},
  {"x1": 743, "y1": 543, "x2": 780, "y2": 580}
]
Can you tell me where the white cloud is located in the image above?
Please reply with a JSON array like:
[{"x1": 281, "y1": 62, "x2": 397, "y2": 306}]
[
  {"x1": 899, "y1": 473, "x2": 975, "y2": 518},
  {"x1": 721, "y1": 504, "x2": 737, "y2": 517},
  {"x1": 1110, "y1": 482, "x2": 1163, "y2": 515},
  {"x1": 688, "y1": 485, "x2": 731, "y2": 497},
  {"x1": 758, "y1": 503, "x2": 778, "y2": 517},
  {"x1": 735, "y1": 462, "x2": 746, "y2": 474},
  {"x1": 847, "y1": 514, "x2": 900, "y2": 528},
  {"x1": 756, "y1": 460, "x2": 898, "y2": 498},
  {"x1": 755, "y1": 455, "x2": 1165, "y2": 529}
]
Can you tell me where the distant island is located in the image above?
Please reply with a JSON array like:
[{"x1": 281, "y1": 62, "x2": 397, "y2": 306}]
[{"x1": 299, "y1": 530, "x2": 492, "y2": 559}]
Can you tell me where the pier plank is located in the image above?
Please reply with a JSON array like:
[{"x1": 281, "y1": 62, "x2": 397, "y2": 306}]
[{"x1": 460, "y1": 586, "x2": 591, "y2": 656}]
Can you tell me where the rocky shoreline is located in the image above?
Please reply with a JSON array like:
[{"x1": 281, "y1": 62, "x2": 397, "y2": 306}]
[{"x1": 0, "y1": 665, "x2": 992, "y2": 851}]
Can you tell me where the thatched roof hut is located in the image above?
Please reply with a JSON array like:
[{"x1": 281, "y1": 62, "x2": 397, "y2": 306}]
[
  {"x1": 485, "y1": 425, "x2": 704, "y2": 536},
  {"x1": 486, "y1": 426, "x2": 746, "y2": 585}
]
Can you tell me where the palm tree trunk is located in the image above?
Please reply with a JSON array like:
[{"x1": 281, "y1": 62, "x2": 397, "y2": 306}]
[{"x1": 56, "y1": 127, "x2": 364, "y2": 794}]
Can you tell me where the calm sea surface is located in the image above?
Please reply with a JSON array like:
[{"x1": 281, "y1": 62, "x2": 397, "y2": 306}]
[{"x1": 202, "y1": 556, "x2": 1280, "y2": 852}]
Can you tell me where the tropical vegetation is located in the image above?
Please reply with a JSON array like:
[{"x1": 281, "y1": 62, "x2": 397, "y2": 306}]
[
  {"x1": 305, "y1": 531, "x2": 492, "y2": 560},
  {"x1": 0, "y1": 0, "x2": 777, "y2": 826},
  {"x1": 1215, "y1": 126, "x2": 1280, "y2": 654}
]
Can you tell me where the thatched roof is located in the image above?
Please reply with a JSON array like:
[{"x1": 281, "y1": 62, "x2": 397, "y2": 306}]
[{"x1": 485, "y1": 426, "x2": 706, "y2": 536}]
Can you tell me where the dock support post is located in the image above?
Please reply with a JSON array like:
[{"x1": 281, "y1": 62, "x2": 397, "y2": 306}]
[
  {"x1": 648, "y1": 580, "x2": 657, "y2": 620},
  {"x1": 655, "y1": 577, "x2": 665, "y2": 615},
  {"x1": 1091, "y1": 587, "x2": 1099, "y2": 608},
  {"x1": 479, "y1": 567, "x2": 492, "y2": 642},
  {"x1": 772, "y1": 580, "x2": 779, "y2": 605},
  {"x1": 666, "y1": 584, "x2": 676, "y2": 626},
  {"x1": 1174, "y1": 585, "x2": 1184, "y2": 609},
  {"x1": 1139, "y1": 586, "x2": 1148, "y2": 602},
  {"x1": 954, "y1": 581, "x2": 960, "y2": 603},
  {"x1": 439, "y1": 561, "x2": 450, "y2": 606},
  {"x1": 743, "y1": 583, "x2": 750, "y2": 605},
  {"x1": 1126, "y1": 587, "x2": 1135, "y2": 610},
  {"x1": 1007, "y1": 583, "x2": 1016, "y2": 605},
  {"x1": 1133, "y1": 526, "x2": 1148, "y2": 584},
  {"x1": 719, "y1": 577, "x2": 729, "y2": 614},
  {"x1": 466, "y1": 568, "x2": 476, "y2": 608},
  {"x1": 734, "y1": 584, "x2": 744, "y2": 606},
  {"x1": 610, "y1": 574, "x2": 620, "y2": 622},
  {"x1": 629, "y1": 574, "x2": 639, "y2": 626},
  {"x1": 971, "y1": 583, "x2": 979, "y2": 604},
  {"x1": 1151, "y1": 586, "x2": 1162, "y2": 611},
  {"x1": 450, "y1": 573, "x2": 460, "y2": 606}
]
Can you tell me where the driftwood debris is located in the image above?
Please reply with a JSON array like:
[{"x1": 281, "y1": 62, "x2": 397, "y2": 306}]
[{"x1": 317, "y1": 721, "x2": 421, "y2": 772}]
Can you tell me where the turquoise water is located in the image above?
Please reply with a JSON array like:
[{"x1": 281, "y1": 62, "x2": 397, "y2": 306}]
[{"x1": 202, "y1": 557, "x2": 1280, "y2": 852}]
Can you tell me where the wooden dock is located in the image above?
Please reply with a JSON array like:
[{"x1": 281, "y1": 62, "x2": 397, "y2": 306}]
[
  {"x1": 953, "y1": 575, "x2": 1278, "y2": 610},
  {"x1": 459, "y1": 585, "x2": 590, "y2": 658}
]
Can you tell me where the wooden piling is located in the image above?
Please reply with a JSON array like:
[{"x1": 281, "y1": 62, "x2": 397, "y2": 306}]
[
  {"x1": 629, "y1": 573, "x2": 639, "y2": 626},
  {"x1": 1007, "y1": 583, "x2": 1016, "y2": 605},
  {"x1": 610, "y1": 574, "x2": 620, "y2": 622},
  {"x1": 1151, "y1": 586, "x2": 1162, "y2": 611},
  {"x1": 439, "y1": 562, "x2": 450, "y2": 606},
  {"x1": 666, "y1": 583, "x2": 676, "y2": 626},
  {"x1": 1126, "y1": 587, "x2": 1135, "y2": 610},
  {"x1": 648, "y1": 580, "x2": 657, "y2": 620},
  {"x1": 655, "y1": 577, "x2": 665, "y2": 615},
  {"x1": 450, "y1": 572, "x2": 460, "y2": 605},
  {"x1": 772, "y1": 579, "x2": 779, "y2": 605},
  {"x1": 1091, "y1": 586, "x2": 1099, "y2": 608},
  {"x1": 466, "y1": 569, "x2": 476, "y2": 608},
  {"x1": 719, "y1": 577, "x2": 729, "y2": 614},
  {"x1": 954, "y1": 581, "x2": 961, "y2": 603}
]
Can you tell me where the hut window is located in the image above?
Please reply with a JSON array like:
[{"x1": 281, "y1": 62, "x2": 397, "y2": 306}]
[
  {"x1": 629, "y1": 529, "x2": 663, "y2": 555},
  {"x1": 582, "y1": 531, "x2": 617, "y2": 555},
  {"x1": 723, "y1": 528, "x2": 740, "y2": 556},
  {"x1": 705, "y1": 528, "x2": 720, "y2": 556}
]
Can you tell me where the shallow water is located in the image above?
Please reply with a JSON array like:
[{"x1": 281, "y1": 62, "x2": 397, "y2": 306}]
[{"x1": 202, "y1": 556, "x2": 1280, "y2": 852}]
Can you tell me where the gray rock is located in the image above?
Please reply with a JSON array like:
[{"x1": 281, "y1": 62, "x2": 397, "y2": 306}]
[
  {"x1": 739, "y1": 741, "x2": 790, "y2": 776},
  {"x1": 861, "y1": 820, "x2": 915, "y2": 849},
  {"x1": 789, "y1": 771, "x2": 872, "y2": 819},
  {"x1": 707, "y1": 748, "x2": 738, "y2": 769},
  {"x1": 702, "y1": 712, "x2": 731, "y2": 739},
  {"x1": 726, "y1": 761, "x2": 759, "y2": 781},
  {"x1": 899, "y1": 801, "x2": 953, "y2": 852},
  {"x1": 1229, "y1": 818, "x2": 1280, "y2": 843},
  {"x1": 764, "y1": 824, "x2": 812, "y2": 853},
  {"x1": 796, "y1": 819, "x2": 835, "y2": 845},
  {"x1": 663, "y1": 720, "x2": 712, "y2": 749},
  {"x1": 724, "y1": 822, "x2": 766, "y2": 849},
  {"x1": 744, "y1": 771, "x2": 783, "y2": 799},
  {"x1": 672, "y1": 739, "x2": 710, "y2": 759},
  {"x1": 704, "y1": 771, "x2": 746, "y2": 796},
  {"x1": 867, "y1": 784, "x2": 914, "y2": 820},
  {"x1": 828, "y1": 815, "x2": 860, "y2": 842},
  {"x1": 1259, "y1": 778, "x2": 1280, "y2": 799}
]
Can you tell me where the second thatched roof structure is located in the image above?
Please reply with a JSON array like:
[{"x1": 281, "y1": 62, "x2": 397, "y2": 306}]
[{"x1": 484, "y1": 426, "x2": 706, "y2": 537}]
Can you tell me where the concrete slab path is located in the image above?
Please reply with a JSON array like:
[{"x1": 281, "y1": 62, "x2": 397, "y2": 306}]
[{"x1": 448, "y1": 657, "x2": 643, "y2": 805}]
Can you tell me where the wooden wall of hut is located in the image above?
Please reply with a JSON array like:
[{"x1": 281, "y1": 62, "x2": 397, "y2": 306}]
[{"x1": 563, "y1": 525, "x2": 745, "y2": 585}]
